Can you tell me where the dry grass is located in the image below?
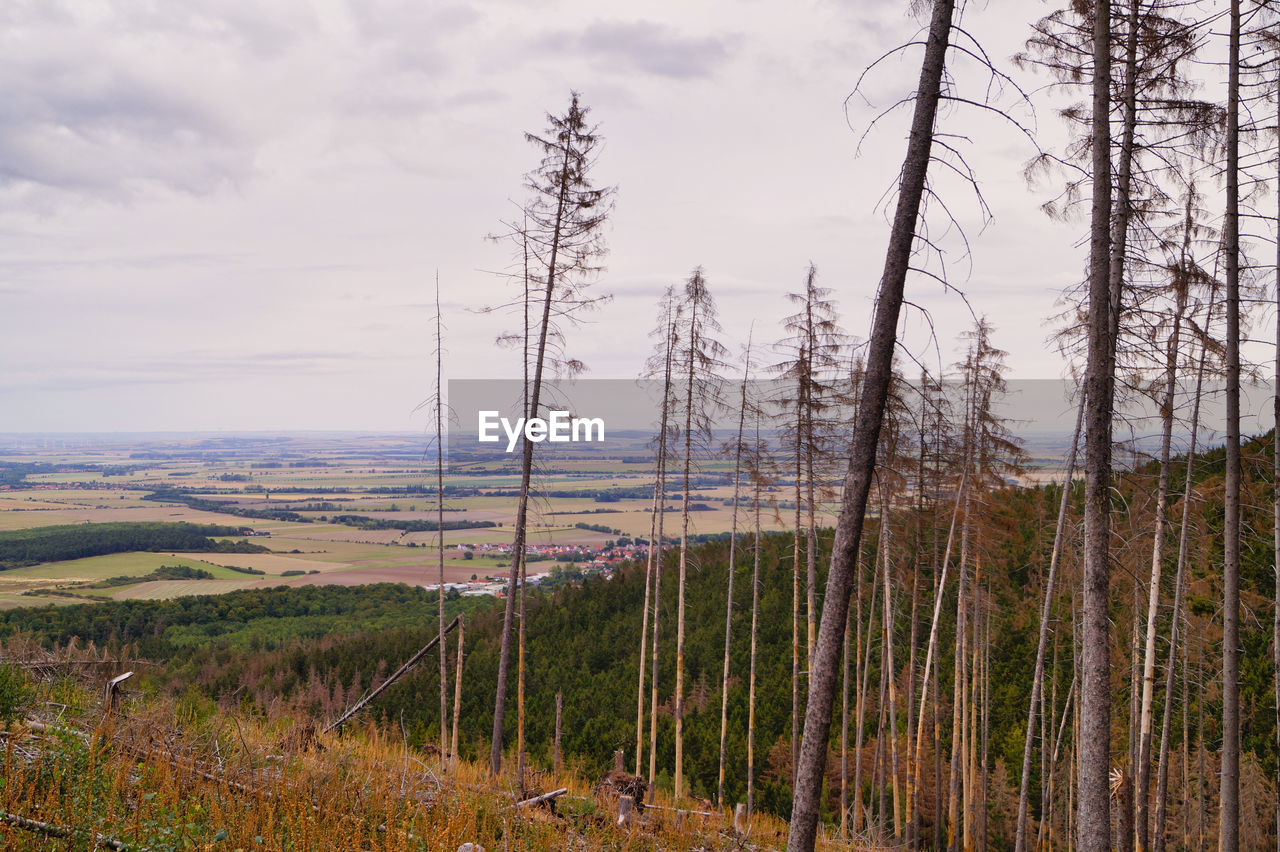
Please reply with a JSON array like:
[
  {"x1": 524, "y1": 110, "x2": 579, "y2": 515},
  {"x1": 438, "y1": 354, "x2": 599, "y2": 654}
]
[{"x1": 0, "y1": 646, "x2": 813, "y2": 852}]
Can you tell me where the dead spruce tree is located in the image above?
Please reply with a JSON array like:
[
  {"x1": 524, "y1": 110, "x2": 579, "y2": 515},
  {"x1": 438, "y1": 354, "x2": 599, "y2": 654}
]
[
  {"x1": 637, "y1": 287, "x2": 679, "y2": 782},
  {"x1": 772, "y1": 264, "x2": 847, "y2": 784},
  {"x1": 717, "y1": 329, "x2": 760, "y2": 806},
  {"x1": 487, "y1": 92, "x2": 613, "y2": 777},
  {"x1": 669, "y1": 268, "x2": 727, "y2": 801}
]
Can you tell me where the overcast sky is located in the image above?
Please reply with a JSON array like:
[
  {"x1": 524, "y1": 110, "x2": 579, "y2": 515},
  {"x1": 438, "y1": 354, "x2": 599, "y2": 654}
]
[{"x1": 0, "y1": 1, "x2": 1157, "y2": 433}]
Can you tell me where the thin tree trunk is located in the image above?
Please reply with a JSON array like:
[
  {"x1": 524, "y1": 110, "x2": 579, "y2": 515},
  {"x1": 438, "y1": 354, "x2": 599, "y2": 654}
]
[
  {"x1": 841, "y1": 587, "x2": 852, "y2": 838},
  {"x1": 717, "y1": 335, "x2": 752, "y2": 805},
  {"x1": 674, "y1": 290, "x2": 700, "y2": 803},
  {"x1": 648, "y1": 318, "x2": 676, "y2": 793},
  {"x1": 1153, "y1": 228, "x2": 1214, "y2": 852},
  {"x1": 434, "y1": 279, "x2": 449, "y2": 758},
  {"x1": 554, "y1": 691, "x2": 562, "y2": 777},
  {"x1": 854, "y1": 545, "x2": 882, "y2": 838},
  {"x1": 1219, "y1": 2, "x2": 1242, "y2": 846},
  {"x1": 1015, "y1": 397, "x2": 1084, "y2": 852},
  {"x1": 951, "y1": 423, "x2": 975, "y2": 852},
  {"x1": 912, "y1": 465, "x2": 969, "y2": 844},
  {"x1": 793, "y1": 397, "x2": 804, "y2": 789},
  {"x1": 905, "y1": 559, "x2": 921, "y2": 849},
  {"x1": 490, "y1": 140, "x2": 574, "y2": 777},
  {"x1": 634, "y1": 439, "x2": 659, "y2": 775},
  {"x1": 451, "y1": 614, "x2": 464, "y2": 761},
  {"x1": 1138, "y1": 201, "x2": 1191, "y2": 852},
  {"x1": 747, "y1": 428, "x2": 763, "y2": 817},
  {"x1": 880, "y1": 485, "x2": 903, "y2": 843}
]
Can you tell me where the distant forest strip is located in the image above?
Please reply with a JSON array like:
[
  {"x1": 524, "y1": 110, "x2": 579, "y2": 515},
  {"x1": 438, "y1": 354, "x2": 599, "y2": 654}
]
[
  {"x1": 143, "y1": 490, "x2": 313, "y2": 523},
  {"x1": 0, "y1": 522, "x2": 269, "y2": 570},
  {"x1": 326, "y1": 515, "x2": 496, "y2": 532}
]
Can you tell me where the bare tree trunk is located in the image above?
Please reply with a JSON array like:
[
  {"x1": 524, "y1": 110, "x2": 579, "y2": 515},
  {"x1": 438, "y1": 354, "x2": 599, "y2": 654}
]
[
  {"x1": 554, "y1": 691, "x2": 562, "y2": 777},
  {"x1": 434, "y1": 280, "x2": 450, "y2": 759},
  {"x1": 841, "y1": 585, "x2": 851, "y2": 838},
  {"x1": 1015, "y1": 397, "x2": 1083, "y2": 852},
  {"x1": 635, "y1": 448, "x2": 659, "y2": 775},
  {"x1": 491, "y1": 140, "x2": 574, "y2": 777},
  {"x1": 1135, "y1": 294, "x2": 1184, "y2": 852},
  {"x1": 951, "y1": 442, "x2": 974, "y2": 852},
  {"x1": 786, "y1": 2, "x2": 955, "y2": 847},
  {"x1": 854, "y1": 546, "x2": 881, "y2": 837},
  {"x1": 674, "y1": 290, "x2": 700, "y2": 803},
  {"x1": 981, "y1": 610, "x2": 990, "y2": 852},
  {"x1": 911, "y1": 467, "x2": 968, "y2": 844},
  {"x1": 1274, "y1": 80, "x2": 1280, "y2": 852},
  {"x1": 451, "y1": 614, "x2": 464, "y2": 761},
  {"x1": 1078, "y1": 0, "x2": 1114, "y2": 846},
  {"x1": 793, "y1": 414, "x2": 804, "y2": 789},
  {"x1": 905, "y1": 561, "x2": 920, "y2": 849},
  {"x1": 747, "y1": 436, "x2": 763, "y2": 816},
  {"x1": 1219, "y1": 2, "x2": 1242, "y2": 847},
  {"x1": 1152, "y1": 375, "x2": 1201, "y2": 852},
  {"x1": 880, "y1": 485, "x2": 903, "y2": 843},
  {"x1": 717, "y1": 336, "x2": 752, "y2": 805},
  {"x1": 648, "y1": 319, "x2": 676, "y2": 793}
]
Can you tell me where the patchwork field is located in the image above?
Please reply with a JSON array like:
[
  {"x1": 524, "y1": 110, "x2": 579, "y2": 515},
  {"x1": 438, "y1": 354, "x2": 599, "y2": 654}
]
[{"x1": 0, "y1": 432, "x2": 845, "y2": 609}]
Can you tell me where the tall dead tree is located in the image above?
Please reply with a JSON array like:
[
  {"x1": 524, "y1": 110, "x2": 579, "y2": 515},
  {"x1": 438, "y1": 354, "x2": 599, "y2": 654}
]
[
  {"x1": 637, "y1": 289, "x2": 679, "y2": 779},
  {"x1": 1014, "y1": 396, "x2": 1082, "y2": 852},
  {"x1": 745, "y1": 375, "x2": 773, "y2": 817},
  {"x1": 488, "y1": 93, "x2": 613, "y2": 776},
  {"x1": 434, "y1": 279, "x2": 449, "y2": 758},
  {"x1": 773, "y1": 265, "x2": 846, "y2": 785},
  {"x1": 717, "y1": 330, "x2": 756, "y2": 805},
  {"x1": 1077, "y1": 0, "x2": 1114, "y2": 848},
  {"x1": 786, "y1": 1, "x2": 958, "y2": 847},
  {"x1": 1219, "y1": 1, "x2": 1242, "y2": 844},
  {"x1": 671, "y1": 268, "x2": 727, "y2": 801}
]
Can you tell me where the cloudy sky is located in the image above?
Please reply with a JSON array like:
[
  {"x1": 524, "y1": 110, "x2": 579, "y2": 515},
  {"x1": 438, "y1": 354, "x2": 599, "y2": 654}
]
[{"x1": 0, "y1": 1, "x2": 1115, "y2": 433}]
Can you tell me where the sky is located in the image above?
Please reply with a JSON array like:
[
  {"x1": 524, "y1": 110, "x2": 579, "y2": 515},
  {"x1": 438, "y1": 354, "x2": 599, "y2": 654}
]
[{"x1": 0, "y1": 0, "x2": 1174, "y2": 433}]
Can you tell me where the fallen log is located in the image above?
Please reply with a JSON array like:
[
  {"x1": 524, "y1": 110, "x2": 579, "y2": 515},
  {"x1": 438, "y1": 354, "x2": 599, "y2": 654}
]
[
  {"x1": 513, "y1": 787, "x2": 568, "y2": 809},
  {"x1": 0, "y1": 809, "x2": 133, "y2": 850},
  {"x1": 324, "y1": 615, "x2": 461, "y2": 733}
]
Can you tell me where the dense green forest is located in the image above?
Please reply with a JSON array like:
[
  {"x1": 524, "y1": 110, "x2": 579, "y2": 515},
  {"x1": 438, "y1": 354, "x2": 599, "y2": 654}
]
[{"x1": 0, "y1": 522, "x2": 268, "y2": 569}]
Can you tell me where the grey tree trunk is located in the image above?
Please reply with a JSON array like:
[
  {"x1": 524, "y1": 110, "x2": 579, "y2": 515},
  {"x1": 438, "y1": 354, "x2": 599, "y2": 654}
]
[
  {"x1": 637, "y1": 314, "x2": 676, "y2": 776},
  {"x1": 648, "y1": 317, "x2": 676, "y2": 792},
  {"x1": 717, "y1": 337, "x2": 752, "y2": 805},
  {"x1": 1154, "y1": 284, "x2": 1212, "y2": 852},
  {"x1": 1274, "y1": 75, "x2": 1280, "y2": 852},
  {"x1": 1136, "y1": 210, "x2": 1190, "y2": 852},
  {"x1": 434, "y1": 281, "x2": 449, "y2": 758},
  {"x1": 490, "y1": 142, "x2": 573, "y2": 777},
  {"x1": 1219, "y1": 2, "x2": 1241, "y2": 847},
  {"x1": 1014, "y1": 398, "x2": 1083, "y2": 852},
  {"x1": 785, "y1": 5, "x2": 954, "y2": 847},
  {"x1": 1078, "y1": 1, "x2": 1114, "y2": 851}
]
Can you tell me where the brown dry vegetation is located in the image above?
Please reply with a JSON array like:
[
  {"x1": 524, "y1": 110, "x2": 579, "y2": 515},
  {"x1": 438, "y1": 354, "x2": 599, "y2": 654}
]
[{"x1": 0, "y1": 642, "x2": 812, "y2": 852}]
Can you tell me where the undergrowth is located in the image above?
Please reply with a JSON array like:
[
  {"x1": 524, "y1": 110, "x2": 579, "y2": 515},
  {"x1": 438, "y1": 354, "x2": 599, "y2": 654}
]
[{"x1": 0, "y1": 643, "x2": 810, "y2": 851}]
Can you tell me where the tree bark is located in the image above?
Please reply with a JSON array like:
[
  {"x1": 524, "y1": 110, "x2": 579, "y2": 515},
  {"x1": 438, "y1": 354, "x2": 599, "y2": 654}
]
[
  {"x1": 1219, "y1": 1, "x2": 1241, "y2": 846},
  {"x1": 785, "y1": 6, "x2": 954, "y2": 847},
  {"x1": 1078, "y1": 0, "x2": 1114, "y2": 847}
]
